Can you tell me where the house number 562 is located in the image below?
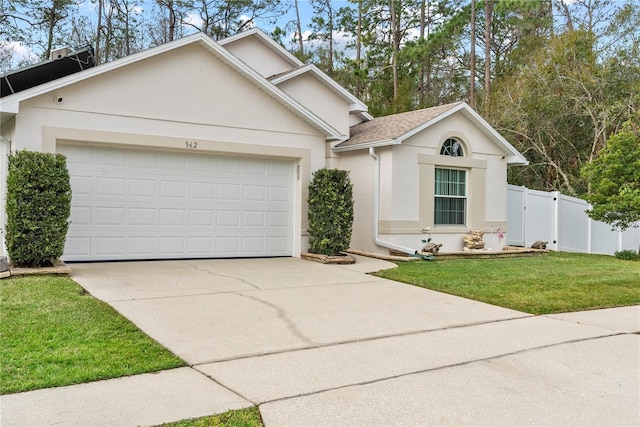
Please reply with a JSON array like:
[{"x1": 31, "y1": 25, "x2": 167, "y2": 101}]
[{"x1": 185, "y1": 141, "x2": 198, "y2": 149}]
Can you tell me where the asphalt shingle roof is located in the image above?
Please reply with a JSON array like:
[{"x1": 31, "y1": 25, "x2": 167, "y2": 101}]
[{"x1": 336, "y1": 102, "x2": 463, "y2": 148}]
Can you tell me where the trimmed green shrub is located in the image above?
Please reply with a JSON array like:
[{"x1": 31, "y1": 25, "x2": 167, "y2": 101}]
[
  {"x1": 5, "y1": 150, "x2": 72, "y2": 267},
  {"x1": 614, "y1": 250, "x2": 639, "y2": 261},
  {"x1": 307, "y1": 168, "x2": 354, "y2": 255}
]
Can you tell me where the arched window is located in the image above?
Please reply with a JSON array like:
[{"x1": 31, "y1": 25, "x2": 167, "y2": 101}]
[{"x1": 440, "y1": 138, "x2": 464, "y2": 157}]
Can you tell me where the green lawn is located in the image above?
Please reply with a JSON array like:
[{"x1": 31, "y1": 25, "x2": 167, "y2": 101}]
[
  {"x1": 158, "y1": 407, "x2": 264, "y2": 427},
  {"x1": 0, "y1": 275, "x2": 185, "y2": 395},
  {"x1": 374, "y1": 252, "x2": 640, "y2": 315}
]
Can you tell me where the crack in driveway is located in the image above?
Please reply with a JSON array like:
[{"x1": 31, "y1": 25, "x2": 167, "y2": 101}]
[
  {"x1": 237, "y1": 293, "x2": 317, "y2": 345},
  {"x1": 183, "y1": 261, "x2": 262, "y2": 290}
]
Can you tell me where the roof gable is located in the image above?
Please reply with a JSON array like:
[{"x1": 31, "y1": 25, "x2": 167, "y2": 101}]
[
  {"x1": 1, "y1": 32, "x2": 343, "y2": 140},
  {"x1": 218, "y1": 28, "x2": 304, "y2": 72},
  {"x1": 334, "y1": 102, "x2": 527, "y2": 165},
  {"x1": 270, "y1": 64, "x2": 367, "y2": 113}
]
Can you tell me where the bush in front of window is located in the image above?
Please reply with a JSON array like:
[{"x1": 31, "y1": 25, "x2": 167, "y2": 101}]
[
  {"x1": 5, "y1": 150, "x2": 72, "y2": 267},
  {"x1": 307, "y1": 168, "x2": 354, "y2": 256}
]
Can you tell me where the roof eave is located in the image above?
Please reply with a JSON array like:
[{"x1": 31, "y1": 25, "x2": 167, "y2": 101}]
[
  {"x1": 507, "y1": 155, "x2": 529, "y2": 166},
  {"x1": 332, "y1": 139, "x2": 399, "y2": 152}
]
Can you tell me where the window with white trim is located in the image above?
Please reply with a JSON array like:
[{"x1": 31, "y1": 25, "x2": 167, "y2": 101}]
[
  {"x1": 434, "y1": 168, "x2": 466, "y2": 225},
  {"x1": 440, "y1": 138, "x2": 464, "y2": 157}
]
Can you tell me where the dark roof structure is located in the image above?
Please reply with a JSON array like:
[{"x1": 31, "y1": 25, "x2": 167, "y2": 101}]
[{"x1": 1, "y1": 46, "x2": 96, "y2": 98}]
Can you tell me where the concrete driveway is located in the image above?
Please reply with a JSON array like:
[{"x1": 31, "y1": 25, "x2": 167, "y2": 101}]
[{"x1": 4, "y1": 256, "x2": 639, "y2": 426}]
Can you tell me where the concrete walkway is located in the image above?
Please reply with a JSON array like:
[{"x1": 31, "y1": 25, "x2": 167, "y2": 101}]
[{"x1": 1, "y1": 256, "x2": 638, "y2": 426}]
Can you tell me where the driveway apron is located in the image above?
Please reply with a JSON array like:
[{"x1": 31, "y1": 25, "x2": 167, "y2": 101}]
[
  {"x1": 7, "y1": 256, "x2": 637, "y2": 427},
  {"x1": 68, "y1": 257, "x2": 529, "y2": 365}
]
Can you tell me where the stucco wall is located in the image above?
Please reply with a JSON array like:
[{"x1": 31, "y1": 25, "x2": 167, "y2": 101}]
[
  {"x1": 336, "y1": 150, "x2": 377, "y2": 254},
  {"x1": 8, "y1": 43, "x2": 329, "y2": 257},
  {"x1": 276, "y1": 73, "x2": 350, "y2": 138},
  {"x1": 221, "y1": 36, "x2": 294, "y2": 78},
  {"x1": 337, "y1": 111, "x2": 512, "y2": 255}
]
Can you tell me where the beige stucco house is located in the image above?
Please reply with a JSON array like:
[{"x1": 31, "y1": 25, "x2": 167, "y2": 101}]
[{"x1": 0, "y1": 29, "x2": 526, "y2": 261}]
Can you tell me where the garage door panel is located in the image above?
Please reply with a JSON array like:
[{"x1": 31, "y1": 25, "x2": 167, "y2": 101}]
[
  {"x1": 65, "y1": 237, "x2": 92, "y2": 257},
  {"x1": 71, "y1": 175, "x2": 93, "y2": 194},
  {"x1": 71, "y1": 206, "x2": 92, "y2": 225},
  {"x1": 268, "y1": 186, "x2": 290, "y2": 202},
  {"x1": 189, "y1": 182, "x2": 214, "y2": 199},
  {"x1": 243, "y1": 185, "x2": 265, "y2": 201},
  {"x1": 60, "y1": 144, "x2": 294, "y2": 261},
  {"x1": 243, "y1": 211, "x2": 266, "y2": 227},
  {"x1": 160, "y1": 180, "x2": 186, "y2": 198},
  {"x1": 270, "y1": 162, "x2": 292, "y2": 177},
  {"x1": 96, "y1": 177, "x2": 126, "y2": 196},
  {"x1": 267, "y1": 237, "x2": 289, "y2": 252},
  {"x1": 218, "y1": 157, "x2": 242, "y2": 174},
  {"x1": 158, "y1": 236, "x2": 185, "y2": 254},
  {"x1": 128, "y1": 237, "x2": 156, "y2": 255},
  {"x1": 268, "y1": 211, "x2": 289, "y2": 227},
  {"x1": 96, "y1": 207, "x2": 126, "y2": 225},
  {"x1": 189, "y1": 210, "x2": 214, "y2": 226},
  {"x1": 128, "y1": 208, "x2": 156, "y2": 225},
  {"x1": 129, "y1": 179, "x2": 157, "y2": 197},
  {"x1": 159, "y1": 209, "x2": 186, "y2": 226},
  {"x1": 95, "y1": 236, "x2": 125, "y2": 255}
]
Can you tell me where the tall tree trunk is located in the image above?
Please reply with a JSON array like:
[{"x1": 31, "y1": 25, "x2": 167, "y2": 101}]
[
  {"x1": 328, "y1": 3, "x2": 334, "y2": 75},
  {"x1": 124, "y1": 0, "x2": 131, "y2": 56},
  {"x1": 469, "y1": 0, "x2": 476, "y2": 108},
  {"x1": 419, "y1": 0, "x2": 425, "y2": 105},
  {"x1": 484, "y1": 0, "x2": 494, "y2": 106},
  {"x1": 294, "y1": 0, "x2": 303, "y2": 54},
  {"x1": 168, "y1": 0, "x2": 176, "y2": 41},
  {"x1": 390, "y1": 0, "x2": 399, "y2": 100},
  {"x1": 95, "y1": 0, "x2": 103, "y2": 64},
  {"x1": 355, "y1": 0, "x2": 362, "y2": 98}
]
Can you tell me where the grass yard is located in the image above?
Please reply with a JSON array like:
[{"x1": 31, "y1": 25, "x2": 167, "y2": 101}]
[
  {"x1": 0, "y1": 275, "x2": 185, "y2": 395},
  {"x1": 374, "y1": 252, "x2": 640, "y2": 315},
  {"x1": 158, "y1": 407, "x2": 264, "y2": 427}
]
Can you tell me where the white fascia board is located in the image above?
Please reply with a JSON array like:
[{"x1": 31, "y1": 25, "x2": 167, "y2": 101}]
[
  {"x1": 271, "y1": 64, "x2": 369, "y2": 113},
  {"x1": 507, "y1": 155, "x2": 529, "y2": 165},
  {"x1": 332, "y1": 139, "x2": 400, "y2": 152},
  {"x1": 0, "y1": 100, "x2": 19, "y2": 114},
  {"x1": 218, "y1": 28, "x2": 304, "y2": 68},
  {"x1": 359, "y1": 111, "x2": 375, "y2": 121}
]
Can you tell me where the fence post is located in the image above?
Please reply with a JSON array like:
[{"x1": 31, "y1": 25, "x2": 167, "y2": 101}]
[
  {"x1": 587, "y1": 203, "x2": 592, "y2": 254},
  {"x1": 618, "y1": 228, "x2": 623, "y2": 253},
  {"x1": 552, "y1": 191, "x2": 559, "y2": 251},
  {"x1": 522, "y1": 186, "x2": 528, "y2": 247}
]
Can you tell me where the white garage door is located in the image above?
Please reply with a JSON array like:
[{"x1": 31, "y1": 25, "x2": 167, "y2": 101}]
[{"x1": 59, "y1": 144, "x2": 294, "y2": 261}]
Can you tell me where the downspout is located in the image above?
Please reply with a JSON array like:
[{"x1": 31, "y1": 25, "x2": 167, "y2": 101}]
[
  {"x1": 0, "y1": 136, "x2": 9, "y2": 258},
  {"x1": 369, "y1": 147, "x2": 417, "y2": 255}
]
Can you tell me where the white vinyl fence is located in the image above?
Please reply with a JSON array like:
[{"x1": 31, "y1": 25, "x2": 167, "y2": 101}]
[{"x1": 507, "y1": 184, "x2": 640, "y2": 255}]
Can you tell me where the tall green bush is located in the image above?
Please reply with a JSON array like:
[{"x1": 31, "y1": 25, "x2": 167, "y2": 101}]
[
  {"x1": 5, "y1": 150, "x2": 72, "y2": 267},
  {"x1": 307, "y1": 168, "x2": 354, "y2": 255}
]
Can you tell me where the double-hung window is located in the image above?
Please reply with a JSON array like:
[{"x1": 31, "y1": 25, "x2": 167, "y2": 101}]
[{"x1": 434, "y1": 167, "x2": 466, "y2": 225}]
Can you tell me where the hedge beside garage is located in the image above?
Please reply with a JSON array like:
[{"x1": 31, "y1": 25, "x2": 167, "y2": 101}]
[{"x1": 5, "y1": 150, "x2": 71, "y2": 267}]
